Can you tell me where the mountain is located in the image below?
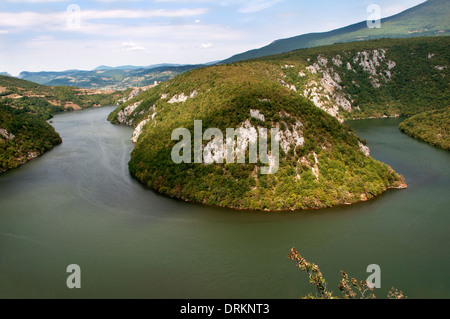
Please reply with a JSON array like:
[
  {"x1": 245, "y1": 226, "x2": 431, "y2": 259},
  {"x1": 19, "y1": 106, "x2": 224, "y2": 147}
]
[
  {"x1": 105, "y1": 36, "x2": 450, "y2": 211},
  {"x1": 0, "y1": 72, "x2": 12, "y2": 77},
  {"x1": 92, "y1": 64, "x2": 183, "y2": 71},
  {"x1": 0, "y1": 75, "x2": 126, "y2": 119},
  {"x1": 19, "y1": 64, "x2": 207, "y2": 90},
  {"x1": 222, "y1": 0, "x2": 449, "y2": 64}
]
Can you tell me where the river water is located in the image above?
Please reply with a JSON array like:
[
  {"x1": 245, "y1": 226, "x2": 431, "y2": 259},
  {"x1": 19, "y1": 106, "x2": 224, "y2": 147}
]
[{"x1": 0, "y1": 106, "x2": 449, "y2": 299}]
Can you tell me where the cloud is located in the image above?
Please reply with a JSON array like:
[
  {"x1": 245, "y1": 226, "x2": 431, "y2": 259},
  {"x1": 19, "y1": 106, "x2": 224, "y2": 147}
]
[
  {"x1": 0, "y1": 8, "x2": 209, "y2": 30},
  {"x1": 122, "y1": 41, "x2": 145, "y2": 51},
  {"x1": 81, "y1": 8, "x2": 208, "y2": 20},
  {"x1": 154, "y1": 0, "x2": 284, "y2": 14},
  {"x1": 201, "y1": 43, "x2": 212, "y2": 48},
  {"x1": 238, "y1": 0, "x2": 284, "y2": 13},
  {"x1": 215, "y1": 0, "x2": 283, "y2": 13}
]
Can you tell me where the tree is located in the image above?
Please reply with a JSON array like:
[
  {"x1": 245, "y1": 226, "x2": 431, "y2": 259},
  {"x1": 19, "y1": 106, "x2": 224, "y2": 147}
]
[{"x1": 287, "y1": 248, "x2": 407, "y2": 299}]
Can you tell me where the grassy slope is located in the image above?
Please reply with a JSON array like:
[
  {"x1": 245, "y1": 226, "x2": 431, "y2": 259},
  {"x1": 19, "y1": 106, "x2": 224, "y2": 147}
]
[{"x1": 399, "y1": 107, "x2": 450, "y2": 151}]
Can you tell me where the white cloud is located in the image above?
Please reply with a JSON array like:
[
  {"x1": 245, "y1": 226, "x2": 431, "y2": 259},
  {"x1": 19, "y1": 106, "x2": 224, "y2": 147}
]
[
  {"x1": 0, "y1": 8, "x2": 209, "y2": 30},
  {"x1": 238, "y1": 0, "x2": 284, "y2": 13},
  {"x1": 81, "y1": 8, "x2": 208, "y2": 20},
  {"x1": 122, "y1": 41, "x2": 146, "y2": 51}
]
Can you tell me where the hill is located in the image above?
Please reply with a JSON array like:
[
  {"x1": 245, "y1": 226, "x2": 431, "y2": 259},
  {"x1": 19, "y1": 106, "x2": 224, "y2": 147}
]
[
  {"x1": 399, "y1": 107, "x2": 450, "y2": 151},
  {"x1": 0, "y1": 102, "x2": 62, "y2": 173},
  {"x1": 105, "y1": 39, "x2": 443, "y2": 211},
  {"x1": 0, "y1": 75, "x2": 126, "y2": 119},
  {"x1": 222, "y1": 0, "x2": 449, "y2": 64},
  {"x1": 250, "y1": 37, "x2": 449, "y2": 120}
]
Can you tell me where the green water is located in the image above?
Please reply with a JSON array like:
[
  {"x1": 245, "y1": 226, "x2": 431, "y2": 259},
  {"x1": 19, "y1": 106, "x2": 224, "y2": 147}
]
[{"x1": 0, "y1": 107, "x2": 449, "y2": 299}]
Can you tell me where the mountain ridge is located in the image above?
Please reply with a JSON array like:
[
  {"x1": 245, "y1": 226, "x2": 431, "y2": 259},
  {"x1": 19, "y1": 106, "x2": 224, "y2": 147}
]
[
  {"x1": 18, "y1": 64, "x2": 208, "y2": 90},
  {"x1": 221, "y1": 0, "x2": 449, "y2": 64}
]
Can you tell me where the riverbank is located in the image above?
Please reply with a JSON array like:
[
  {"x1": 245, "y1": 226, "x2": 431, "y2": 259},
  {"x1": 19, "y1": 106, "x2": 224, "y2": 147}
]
[
  {"x1": 399, "y1": 107, "x2": 450, "y2": 151},
  {"x1": 0, "y1": 103, "x2": 62, "y2": 174}
]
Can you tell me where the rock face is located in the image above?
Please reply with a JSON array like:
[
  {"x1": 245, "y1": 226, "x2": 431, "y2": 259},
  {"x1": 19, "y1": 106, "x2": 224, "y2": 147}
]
[
  {"x1": 250, "y1": 109, "x2": 265, "y2": 122},
  {"x1": 117, "y1": 82, "x2": 160, "y2": 105},
  {"x1": 359, "y1": 141, "x2": 371, "y2": 157},
  {"x1": 0, "y1": 128, "x2": 15, "y2": 141},
  {"x1": 167, "y1": 91, "x2": 198, "y2": 104},
  {"x1": 132, "y1": 118, "x2": 151, "y2": 143},
  {"x1": 131, "y1": 106, "x2": 157, "y2": 143},
  {"x1": 117, "y1": 101, "x2": 141, "y2": 125},
  {"x1": 278, "y1": 48, "x2": 401, "y2": 122}
]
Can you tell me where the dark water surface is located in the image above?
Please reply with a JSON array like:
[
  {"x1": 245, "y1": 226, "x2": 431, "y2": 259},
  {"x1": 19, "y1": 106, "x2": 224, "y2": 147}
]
[{"x1": 0, "y1": 107, "x2": 449, "y2": 299}]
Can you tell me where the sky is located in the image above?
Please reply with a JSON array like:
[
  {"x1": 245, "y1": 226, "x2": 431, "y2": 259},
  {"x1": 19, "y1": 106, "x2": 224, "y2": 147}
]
[{"x1": 0, "y1": 0, "x2": 426, "y2": 76}]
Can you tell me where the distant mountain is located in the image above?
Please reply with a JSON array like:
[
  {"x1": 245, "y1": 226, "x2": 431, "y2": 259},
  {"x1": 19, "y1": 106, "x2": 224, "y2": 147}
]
[
  {"x1": 0, "y1": 72, "x2": 12, "y2": 77},
  {"x1": 0, "y1": 75, "x2": 126, "y2": 119},
  {"x1": 92, "y1": 64, "x2": 183, "y2": 71},
  {"x1": 19, "y1": 64, "x2": 206, "y2": 90},
  {"x1": 222, "y1": 0, "x2": 449, "y2": 64}
]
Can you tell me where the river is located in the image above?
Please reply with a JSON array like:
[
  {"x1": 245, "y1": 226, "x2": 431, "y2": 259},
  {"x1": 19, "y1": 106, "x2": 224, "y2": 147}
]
[{"x1": 0, "y1": 106, "x2": 449, "y2": 299}]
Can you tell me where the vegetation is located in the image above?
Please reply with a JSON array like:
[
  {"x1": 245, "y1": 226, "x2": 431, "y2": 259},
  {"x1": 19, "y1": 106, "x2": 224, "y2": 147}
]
[
  {"x1": 223, "y1": 0, "x2": 449, "y2": 63},
  {"x1": 108, "y1": 36, "x2": 448, "y2": 211},
  {"x1": 0, "y1": 102, "x2": 62, "y2": 173},
  {"x1": 399, "y1": 107, "x2": 450, "y2": 151},
  {"x1": 109, "y1": 57, "x2": 405, "y2": 211},
  {"x1": 0, "y1": 75, "x2": 125, "y2": 173},
  {"x1": 256, "y1": 36, "x2": 450, "y2": 119},
  {"x1": 0, "y1": 75, "x2": 126, "y2": 120},
  {"x1": 288, "y1": 248, "x2": 407, "y2": 299}
]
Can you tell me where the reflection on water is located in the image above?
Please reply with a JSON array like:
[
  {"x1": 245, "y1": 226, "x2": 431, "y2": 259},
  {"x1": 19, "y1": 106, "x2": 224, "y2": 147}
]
[{"x1": 0, "y1": 108, "x2": 449, "y2": 298}]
